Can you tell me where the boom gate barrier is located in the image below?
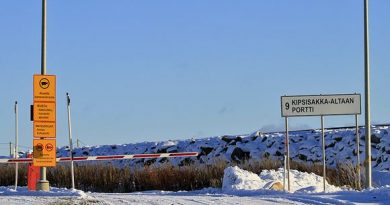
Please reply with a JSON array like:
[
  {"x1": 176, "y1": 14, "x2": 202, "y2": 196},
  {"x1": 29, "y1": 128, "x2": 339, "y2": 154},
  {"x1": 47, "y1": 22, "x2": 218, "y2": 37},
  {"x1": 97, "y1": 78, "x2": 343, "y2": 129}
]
[{"x1": 0, "y1": 152, "x2": 199, "y2": 164}]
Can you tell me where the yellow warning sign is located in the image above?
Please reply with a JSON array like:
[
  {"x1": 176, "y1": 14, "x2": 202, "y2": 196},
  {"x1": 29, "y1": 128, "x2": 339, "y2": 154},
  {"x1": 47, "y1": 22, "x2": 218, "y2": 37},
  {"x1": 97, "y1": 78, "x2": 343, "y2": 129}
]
[
  {"x1": 33, "y1": 122, "x2": 56, "y2": 138},
  {"x1": 33, "y1": 74, "x2": 56, "y2": 139},
  {"x1": 33, "y1": 75, "x2": 56, "y2": 102},
  {"x1": 33, "y1": 102, "x2": 56, "y2": 122},
  {"x1": 33, "y1": 139, "x2": 56, "y2": 167}
]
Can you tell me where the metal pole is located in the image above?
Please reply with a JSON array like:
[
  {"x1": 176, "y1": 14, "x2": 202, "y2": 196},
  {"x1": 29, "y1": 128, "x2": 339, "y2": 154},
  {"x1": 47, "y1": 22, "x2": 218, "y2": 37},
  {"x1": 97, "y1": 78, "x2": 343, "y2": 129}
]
[
  {"x1": 363, "y1": 0, "x2": 372, "y2": 189},
  {"x1": 14, "y1": 101, "x2": 18, "y2": 191},
  {"x1": 321, "y1": 115, "x2": 326, "y2": 192},
  {"x1": 283, "y1": 154, "x2": 286, "y2": 192},
  {"x1": 67, "y1": 93, "x2": 75, "y2": 190},
  {"x1": 356, "y1": 115, "x2": 361, "y2": 190},
  {"x1": 37, "y1": 0, "x2": 49, "y2": 191},
  {"x1": 285, "y1": 117, "x2": 291, "y2": 192},
  {"x1": 41, "y1": 0, "x2": 46, "y2": 75},
  {"x1": 9, "y1": 142, "x2": 12, "y2": 157}
]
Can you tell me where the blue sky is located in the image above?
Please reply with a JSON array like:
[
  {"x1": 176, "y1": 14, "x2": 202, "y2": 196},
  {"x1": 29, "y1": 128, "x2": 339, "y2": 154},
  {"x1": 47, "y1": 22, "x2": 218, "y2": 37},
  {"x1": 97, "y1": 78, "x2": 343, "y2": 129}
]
[{"x1": 0, "y1": 1, "x2": 389, "y2": 155}]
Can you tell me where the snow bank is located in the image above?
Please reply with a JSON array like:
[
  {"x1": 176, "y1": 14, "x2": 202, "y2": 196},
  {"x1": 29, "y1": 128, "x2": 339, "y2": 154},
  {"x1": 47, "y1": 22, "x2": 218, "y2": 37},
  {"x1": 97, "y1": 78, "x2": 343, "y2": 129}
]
[
  {"x1": 373, "y1": 171, "x2": 390, "y2": 187},
  {"x1": 222, "y1": 166, "x2": 342, "y2": 193},
  {"x1": 222, "y1": 166, "x2": 263, "y2": 191},
  {"x1": 0, "y1": 186, "x2": 87, "y2": 197},
  {"x1": 260, "y1": 168, "x2": 341, "y2": 193}
]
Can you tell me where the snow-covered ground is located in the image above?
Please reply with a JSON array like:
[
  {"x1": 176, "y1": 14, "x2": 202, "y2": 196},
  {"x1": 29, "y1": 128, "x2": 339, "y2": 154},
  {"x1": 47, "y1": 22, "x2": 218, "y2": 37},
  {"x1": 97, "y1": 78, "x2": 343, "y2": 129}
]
[
  {"x1": 3, "y1": 125, "x2": 390, "y2": 204},
  {"x1": 1, "y1": 167, "x2": 390, "y2": 204},
  {"x1": 1, "y1": 185, "x2": 389, "y2": 204}
]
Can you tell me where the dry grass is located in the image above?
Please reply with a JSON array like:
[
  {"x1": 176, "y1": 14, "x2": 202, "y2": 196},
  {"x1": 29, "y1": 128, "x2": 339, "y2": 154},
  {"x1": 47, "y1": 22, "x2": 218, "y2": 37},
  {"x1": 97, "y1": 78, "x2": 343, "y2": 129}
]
[
  {"x1": 0, "y1": 158, "x2": 362, "y2": 192},
  {"x1": 0, "y1": 164, "x2": 28, "y2": 186}
]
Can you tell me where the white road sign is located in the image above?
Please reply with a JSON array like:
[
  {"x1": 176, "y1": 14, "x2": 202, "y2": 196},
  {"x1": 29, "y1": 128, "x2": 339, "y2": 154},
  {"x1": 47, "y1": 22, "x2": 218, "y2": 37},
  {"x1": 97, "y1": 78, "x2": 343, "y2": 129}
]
[{"x1": 281, "y1": 94, "x2": 361, "y2": 117}]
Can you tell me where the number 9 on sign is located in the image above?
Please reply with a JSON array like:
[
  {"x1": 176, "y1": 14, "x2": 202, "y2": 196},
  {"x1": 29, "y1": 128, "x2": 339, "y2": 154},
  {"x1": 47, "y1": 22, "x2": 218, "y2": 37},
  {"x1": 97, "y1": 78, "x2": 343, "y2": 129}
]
[{"x1": 285, "y1": 102, "x2": 290, "y2": 110}]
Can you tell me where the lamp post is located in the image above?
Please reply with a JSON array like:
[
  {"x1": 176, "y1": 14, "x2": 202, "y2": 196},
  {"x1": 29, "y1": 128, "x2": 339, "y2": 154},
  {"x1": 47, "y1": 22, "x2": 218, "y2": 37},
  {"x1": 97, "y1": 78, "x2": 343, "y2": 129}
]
[
  {"x1": 363, "y1": 0, "x2": 372, "y2": 189},
  {"x1": 36, "y1": 0, "x2": 50, "y2": 191}
]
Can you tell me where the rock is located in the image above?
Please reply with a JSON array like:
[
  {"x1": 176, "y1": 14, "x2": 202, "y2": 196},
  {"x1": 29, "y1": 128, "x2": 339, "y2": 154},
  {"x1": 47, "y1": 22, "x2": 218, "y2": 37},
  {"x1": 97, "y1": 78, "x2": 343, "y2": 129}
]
[
  {"x1": 263, "y1": 152, "x2": 270, "y2": 158},
  {"x1": 275, "y1": 151, "x2": 283, "y2": 156},
  {"x1": 376, "y1": 157, "x2": 382, "y2": 166},
  {"x1": 261, "y1": 137, "x2": 267, "y2": 143},
  {"x1": 291, "y1": 138, "x2": 299, "y2": 143},
  {"x1": 166, "y1": 147, "x2": 178, "y2": 153},
  {"x1": 157, "y1": 147, "x2": 169, "y2": 153},
  {"x1": 159, "y1": 158, "x2": 169, "y2": 163},
  {"x1": 267, "y1": 141, "x2": 275, "y2": 148},
  {"x1": 222, "y1": 136, "x2": 235, "y2": 143},
  {"x1": 325, "y1": 141, "x2": 336, "y2": 149},
  {"x1": 298, "y1": 154, "x2": 307, "y2": 161},
  {"x1": 179, "y1": 158, "x2": 194, "y2": 166},
  {"x1": 334, "y1": 136, "x2": 342, "y2": 142},
  {"x1": 265, "y1": 181, "x2": 284, "y2": 191},
  {"x1": 371, "y1": 134, "x2": 381, "y2": 144},
  {"x1": 144, "y1": 158, "x2": 156, "y2": 166},
  {"x1": 228, "y1": 141, "x2": 237, "y2": 146},
  {"x1": 231, "y1": 147, "x2": 250, "y2": 162},
  {"x1": 200, "y1": 147, "x2": 214, "y2": 156}
]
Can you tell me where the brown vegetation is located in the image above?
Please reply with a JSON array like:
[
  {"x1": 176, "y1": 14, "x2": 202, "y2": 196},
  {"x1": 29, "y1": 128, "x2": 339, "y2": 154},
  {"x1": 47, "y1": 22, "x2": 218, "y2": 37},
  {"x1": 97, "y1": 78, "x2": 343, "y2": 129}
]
[{"x1": 0, "y1": 158, "x2": 362, "y2": 192}]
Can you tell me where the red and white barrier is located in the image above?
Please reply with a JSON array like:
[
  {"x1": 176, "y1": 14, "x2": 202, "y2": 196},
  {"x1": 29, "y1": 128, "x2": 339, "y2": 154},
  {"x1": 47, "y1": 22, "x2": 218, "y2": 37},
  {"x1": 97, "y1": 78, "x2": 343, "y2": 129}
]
[{"x1": 0, "y1": 152, "x2": 198, "y2": 164}]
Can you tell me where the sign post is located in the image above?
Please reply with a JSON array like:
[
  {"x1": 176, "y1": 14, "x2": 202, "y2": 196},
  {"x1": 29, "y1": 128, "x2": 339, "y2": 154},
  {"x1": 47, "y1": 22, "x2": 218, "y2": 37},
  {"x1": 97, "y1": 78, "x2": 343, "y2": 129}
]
[
  {"x1": 35, "y1": 0, "x2": 50, "y2": 192},
  {"x1": 284, "y1": 116, "x2": 291, "y2": 192},
  {"x1": 363, "y1": 0, "x2": 372, "y2": 189},
  {"x1": 321, "y1": 115, "x2": 326, "y2": 192},
  {"x1": 66, "y1": 93, "x2": 75, "y2": 190},
  {"x1": 355, "y1": 114, "x2": 361, "y2": 190},
  {"x1": 14, "y1": 101, "x2": 19, "y2": 191},
  {"x1": 281, "y1": 94, "x2": 361, "y2": 192}
]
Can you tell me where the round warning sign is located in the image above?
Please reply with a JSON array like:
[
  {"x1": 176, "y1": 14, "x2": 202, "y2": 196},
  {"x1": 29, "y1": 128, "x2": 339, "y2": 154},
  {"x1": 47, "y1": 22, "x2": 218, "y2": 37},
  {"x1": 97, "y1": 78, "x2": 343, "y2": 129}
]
[
  {"x1": 39, "y1": 78, "x2": 50, "y2": 89},
  {"x1": 36, "y1": 143, "x2": 44, "y2": 151},
  {"x1": 45, "y1": 143, "x2": 54, "y2": 151}
]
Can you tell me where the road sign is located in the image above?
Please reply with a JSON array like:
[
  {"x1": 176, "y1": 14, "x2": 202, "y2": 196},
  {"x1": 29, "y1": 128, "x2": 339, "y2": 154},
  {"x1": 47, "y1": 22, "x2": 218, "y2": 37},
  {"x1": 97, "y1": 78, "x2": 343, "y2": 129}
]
[
  {"x1": 33, "y1": 122, "x2": 56, "y2": 138},
  {"x1": 33, "y1": 139, "x2": 56, "y2": 167},
  {"x1": 33, "y1": 75, "x2": 56, "y2": 138},
  {"x1": 33, "y1": 102, "x2": 56, "y2": 122},
  {"x1": 281, "y1": 94, "x2": 361, "y2": 117},
  {"x1": 34, "y1": 75, "x2": 56, "y2": 101}
]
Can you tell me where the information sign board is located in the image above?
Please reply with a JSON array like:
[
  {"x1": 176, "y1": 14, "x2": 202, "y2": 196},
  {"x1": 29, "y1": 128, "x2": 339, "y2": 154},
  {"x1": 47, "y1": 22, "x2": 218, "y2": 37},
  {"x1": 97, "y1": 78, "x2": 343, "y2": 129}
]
[
  {"x1": 33, "y1": 139, "x2": 56, "y2": 167},
  {"x1": 281, "y1": 94, "x2": 361, "y2": 117},
  {"x1": 33, "y1": 75, "x2": 56, "y2": 138}
]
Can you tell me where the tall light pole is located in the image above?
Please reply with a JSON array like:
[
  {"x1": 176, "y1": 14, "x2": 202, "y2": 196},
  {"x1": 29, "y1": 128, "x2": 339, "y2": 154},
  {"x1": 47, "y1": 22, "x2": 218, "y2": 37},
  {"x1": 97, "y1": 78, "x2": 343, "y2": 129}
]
[
  {"x1": 37, "y1": 0, "x2": 49, "y2": 191},
  {"x1": 14, "y1": 101, "x2": 19, "y2": 190},
  {"x1": 363, "y1": 0, "x2": 372, "y2": 189},
  {"x1": 67, "y1": 93, "x2": 75, "y2": 190}
]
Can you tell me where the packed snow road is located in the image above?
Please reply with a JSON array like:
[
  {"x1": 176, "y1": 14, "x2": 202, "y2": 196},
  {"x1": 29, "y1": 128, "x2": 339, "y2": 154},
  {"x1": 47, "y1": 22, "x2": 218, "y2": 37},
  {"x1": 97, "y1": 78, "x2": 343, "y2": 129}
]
[
  {"x1": 0, "y1": 192, "x2": 307, "y2": 205},
  {"x1": 1, "y1": 187, "x2": 389, "y2": 205},
  {"x1": 90, "y1": 192, "x2": 304, "y2": 205}
]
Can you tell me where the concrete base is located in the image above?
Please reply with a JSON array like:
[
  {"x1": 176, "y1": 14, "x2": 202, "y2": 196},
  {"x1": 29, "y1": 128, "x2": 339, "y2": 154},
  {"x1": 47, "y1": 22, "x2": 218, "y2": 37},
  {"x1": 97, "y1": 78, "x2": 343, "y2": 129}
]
[{"x1": 36, "y1": 180, "x2": 50, "y2": 191}]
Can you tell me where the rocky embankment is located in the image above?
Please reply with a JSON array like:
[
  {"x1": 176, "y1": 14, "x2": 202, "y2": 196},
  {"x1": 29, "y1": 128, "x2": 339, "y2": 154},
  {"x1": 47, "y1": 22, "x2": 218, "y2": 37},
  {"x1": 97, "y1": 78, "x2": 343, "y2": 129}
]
[{"x1": 57, "y1": 125, "x2": 390, "y2": 171}]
